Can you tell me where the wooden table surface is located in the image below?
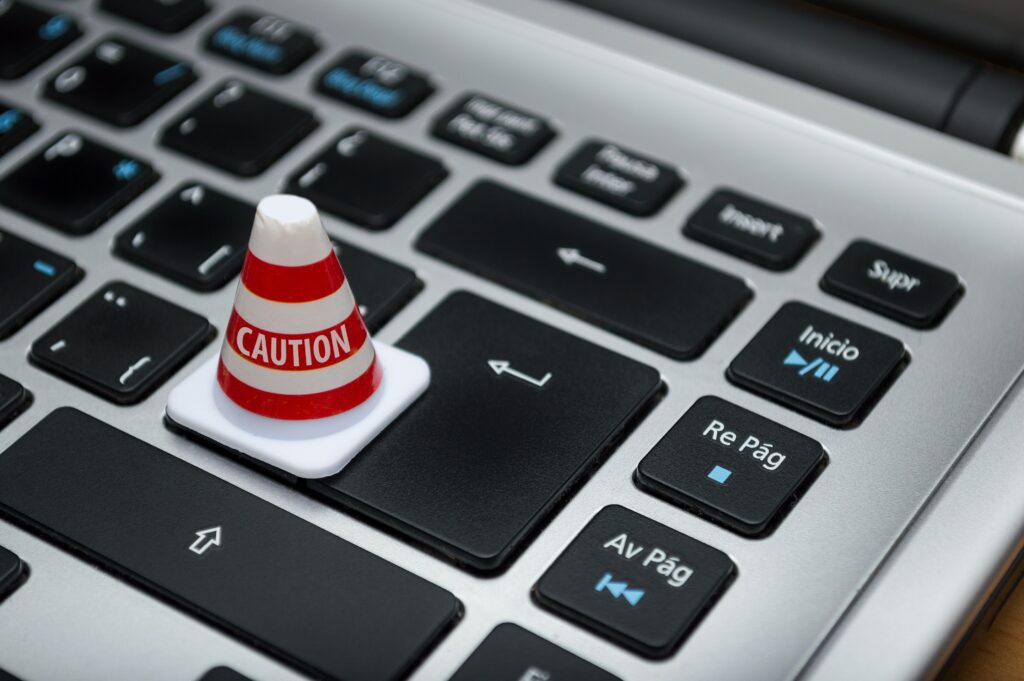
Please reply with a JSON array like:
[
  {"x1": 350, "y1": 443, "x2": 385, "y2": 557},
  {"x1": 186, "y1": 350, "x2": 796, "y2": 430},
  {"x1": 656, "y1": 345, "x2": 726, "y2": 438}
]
[{"x1": 942, "y1": 579, "x2": 1024, "y2": 680}]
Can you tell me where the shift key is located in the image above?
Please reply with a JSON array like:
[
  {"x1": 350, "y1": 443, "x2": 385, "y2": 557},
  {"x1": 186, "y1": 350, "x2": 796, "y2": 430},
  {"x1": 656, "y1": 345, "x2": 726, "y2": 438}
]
[
  {"x1": 418, "y1": 181, "x2": 752, "y2": 359},
  {"x1": 0, "y1": 408, "x2": 460, "y2": 681}
]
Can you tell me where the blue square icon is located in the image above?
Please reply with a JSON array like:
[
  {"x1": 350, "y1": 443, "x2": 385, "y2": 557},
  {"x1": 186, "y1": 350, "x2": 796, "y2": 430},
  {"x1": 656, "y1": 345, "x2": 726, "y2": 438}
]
[{"x1": 707, "y1": 465, "x2": 732, "y2": 485}]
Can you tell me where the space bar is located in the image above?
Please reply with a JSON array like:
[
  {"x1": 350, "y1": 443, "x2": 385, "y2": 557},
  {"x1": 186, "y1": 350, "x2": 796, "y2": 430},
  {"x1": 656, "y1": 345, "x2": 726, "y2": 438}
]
[{"x1": 0, "y1": 408, "x2": 460, "y2": 681}]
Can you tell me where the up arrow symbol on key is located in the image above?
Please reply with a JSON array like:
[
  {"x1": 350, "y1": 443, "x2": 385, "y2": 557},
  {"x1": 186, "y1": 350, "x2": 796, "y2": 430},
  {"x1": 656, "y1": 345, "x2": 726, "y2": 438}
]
[{"x1": 189, "y1": 526, "x2": 222, "y2": 556}]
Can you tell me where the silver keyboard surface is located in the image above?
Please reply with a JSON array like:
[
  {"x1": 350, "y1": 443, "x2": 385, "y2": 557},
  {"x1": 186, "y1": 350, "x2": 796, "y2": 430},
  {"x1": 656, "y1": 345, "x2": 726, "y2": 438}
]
[{"x1": 2, "y1": 0, "x2": 1024, "y2": 679}]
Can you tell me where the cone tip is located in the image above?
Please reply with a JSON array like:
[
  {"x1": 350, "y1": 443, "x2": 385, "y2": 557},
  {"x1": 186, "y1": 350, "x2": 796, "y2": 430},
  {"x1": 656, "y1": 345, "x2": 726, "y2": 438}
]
[
  {"x1": 256, "y1": 194, "x2": 319, "y2": 227},
  {"x1": 249, "y1": 194, "x2": 333, "y2": 266}
]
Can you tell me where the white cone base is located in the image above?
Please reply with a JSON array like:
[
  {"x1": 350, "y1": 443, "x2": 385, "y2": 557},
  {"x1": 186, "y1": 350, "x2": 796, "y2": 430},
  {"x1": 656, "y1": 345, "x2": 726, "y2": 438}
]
[{"x1": 166, "y1": 343, "x2": 430, "y2": 479}]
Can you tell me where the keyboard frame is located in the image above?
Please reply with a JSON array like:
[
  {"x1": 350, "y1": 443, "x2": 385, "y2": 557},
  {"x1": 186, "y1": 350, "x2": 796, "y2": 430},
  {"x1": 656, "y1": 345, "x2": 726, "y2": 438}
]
[{"x1": 1, "y1": 0, "x2": 1024, "y2": 679}]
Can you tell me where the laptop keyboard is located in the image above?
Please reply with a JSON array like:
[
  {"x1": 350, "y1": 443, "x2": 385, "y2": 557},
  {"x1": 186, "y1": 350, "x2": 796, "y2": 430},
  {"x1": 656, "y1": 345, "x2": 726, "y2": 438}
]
[{"x1": 0, "y1": 1, "x2": 1016, "y2": 680}]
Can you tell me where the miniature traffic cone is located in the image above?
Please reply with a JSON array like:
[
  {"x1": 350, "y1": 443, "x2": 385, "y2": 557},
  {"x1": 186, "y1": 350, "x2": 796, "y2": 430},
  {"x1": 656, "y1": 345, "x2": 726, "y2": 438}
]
[
  {"x1": 166, "y1": 193, "x2": 429, "y2": 479},
  {"x1": 217, "y1": 194, "x2": 382, "y2": 420}
]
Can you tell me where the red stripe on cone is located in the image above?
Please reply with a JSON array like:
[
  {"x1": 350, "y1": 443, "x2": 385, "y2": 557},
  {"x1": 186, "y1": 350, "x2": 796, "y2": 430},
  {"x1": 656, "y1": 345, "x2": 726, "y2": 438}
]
[
  {"x1": 217, "y1": 355, "x2": 383, "y2": 420},
  {"x1": 224, "y1": 306, "x2": 369, "y2": 372},
  {"x1": 241, "y1": 250, "x2": 345, "y2": 303}
]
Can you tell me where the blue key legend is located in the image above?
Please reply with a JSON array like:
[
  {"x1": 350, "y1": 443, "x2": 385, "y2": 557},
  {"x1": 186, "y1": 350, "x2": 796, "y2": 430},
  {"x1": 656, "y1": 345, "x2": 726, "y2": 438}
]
[
  {"x1": 321, "y1": 68, "x2": 401, "y2": 109},
  {"x1": 784, "y1": 348, "x2": 839, "y2": 382},
  {"x1": 33, "y1": 260, "x2": 56, "y2": 277},
  {"x1": 0, "y1": 110, "x2": 22, "y2": 134},
  {"x1": 707, "y1": 465, "x2": 732, "y2": 485},
  {"x1": 594, "y1": 572, "x2": 645, "y2": 606},
  {"x1": 534, "y1": 506, "x2": 736, "y2": 658},
  {"x1": 39, "y1": 15, "x2": 71, "y2": 41},
  {"x1": 153, "y1": 64, "x2": 188, "y2": 86},
  {"x1": 113, "y1": 159, "x2": 140, "y2": 181},
  {"x1": 211, "y1": 27, "x2": 283, "y2": 66}
]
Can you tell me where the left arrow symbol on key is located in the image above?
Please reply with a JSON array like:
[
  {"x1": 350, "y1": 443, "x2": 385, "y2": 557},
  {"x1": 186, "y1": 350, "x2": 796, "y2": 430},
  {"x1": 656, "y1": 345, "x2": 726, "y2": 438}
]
[{"x1": 189, "y1": 526, "x2": 222, "y2": 556}]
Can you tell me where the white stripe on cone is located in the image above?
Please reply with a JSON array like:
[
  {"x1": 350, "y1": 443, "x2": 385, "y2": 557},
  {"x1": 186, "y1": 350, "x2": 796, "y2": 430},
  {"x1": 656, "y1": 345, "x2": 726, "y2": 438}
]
[
  {"x1": 221, "y1": 334, "x2": 377, "y2": 395},
  {"x1": 231, "y1": 280, "x2": 357, "y2": 334}
]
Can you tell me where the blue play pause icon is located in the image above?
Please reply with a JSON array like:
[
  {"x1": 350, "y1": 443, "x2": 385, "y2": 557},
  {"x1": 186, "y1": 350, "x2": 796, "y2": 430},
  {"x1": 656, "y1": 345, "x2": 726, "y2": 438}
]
[
  {"x1": 594, "y1": 572, "x2": 645, "y2": 606},
  {"x1": 783, "y1": 349, "x2": 839, "y2": 382}
]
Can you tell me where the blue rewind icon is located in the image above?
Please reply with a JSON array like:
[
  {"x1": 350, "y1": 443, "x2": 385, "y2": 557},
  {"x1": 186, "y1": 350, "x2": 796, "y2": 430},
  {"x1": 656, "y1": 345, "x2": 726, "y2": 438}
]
[
  {"x1": 595, "y1": 572, "x2": 645, "y2": 606},
  {"x1": 784, "y1": 349, "x2": 839, "y2": 382}
]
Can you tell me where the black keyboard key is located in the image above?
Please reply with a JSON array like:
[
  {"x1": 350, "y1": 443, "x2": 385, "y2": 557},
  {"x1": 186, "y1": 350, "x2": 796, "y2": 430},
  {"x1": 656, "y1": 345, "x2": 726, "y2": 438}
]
[
  {"x1": 0, "y1": 101, "x2": 38, "y2": 157},
  {"x1": 821, "y1": 239, "x2": 961, "y2": 328},
  {"x1": 450, "y1": 624, "x2": 620, "y2": 681},
  {"x1": 555, "y1": 139, "x2": 683, "y2": 216},
  {"x1": 636, "y1": 396, "x2": 826, "y2": 536},
  {"x1": 198, "y1": 667, "x2": 252, "y2": 681},
  {"x1": 30, "y1": 282, "x2": 211, "y2": 404},
  {"x1": 0, "y1": 409, "x2": 460, "y2": 681},
  {"x1": 0, "y1": 228, "x2": 79, "y2": 338},
  {"x1": 728, "y1": 302, "x2": 906, "y2": 426},
  {"x1": 432, "y1": 93, "x2": 555, "y2": 165},
  {"x1": 0, "y1": 2, "x2": 81, "y2": 80},
  {"x1": 330, "y1": 240, "x2": 420, "y2": 332},
  {"x1": 206, "y1": 11, "x2": 318, "y2": 75},
  {"x1": 162, "y1": 80, "x2": 318, "y2": 177},
  {"x1": 45, "y1": 37, "x2": 197, "y2": 127},
  {"x1": 315, "y1": 50, "x2": 434, "y2": 118},
  {"x1": 0, "y1": 669, "x2": 21, "y2": 681},
  {"x1": 286, "y1": 128, "x2": 447, "y2": 230},
  {"x1": 115, "y1": 182, "x2": 253, "y2": 291},
  {"x1": 309, "y1": 293, "x2": 661, "y2": 571},
  {"x1": 0, "y1": 132, "x2": 158, "y2": 235},
  {"x1": 0, "y1": 544, "x2": 24, "y2": 601},
  {"x1": 534, "y1": 506, "x2": 734, "y2": 659},
  {"x1": 0, "y1": 374, "x2": 27, "y2": 430},
  {"x1": 684, "y1": 189, "x2": 818, "y2": 271},
  {"x1": 418, "y1": 181, "x2": 751, "y2": 359},
  {"x1": 100, "y1": 0, "x2": 209, "y2": 34}
]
